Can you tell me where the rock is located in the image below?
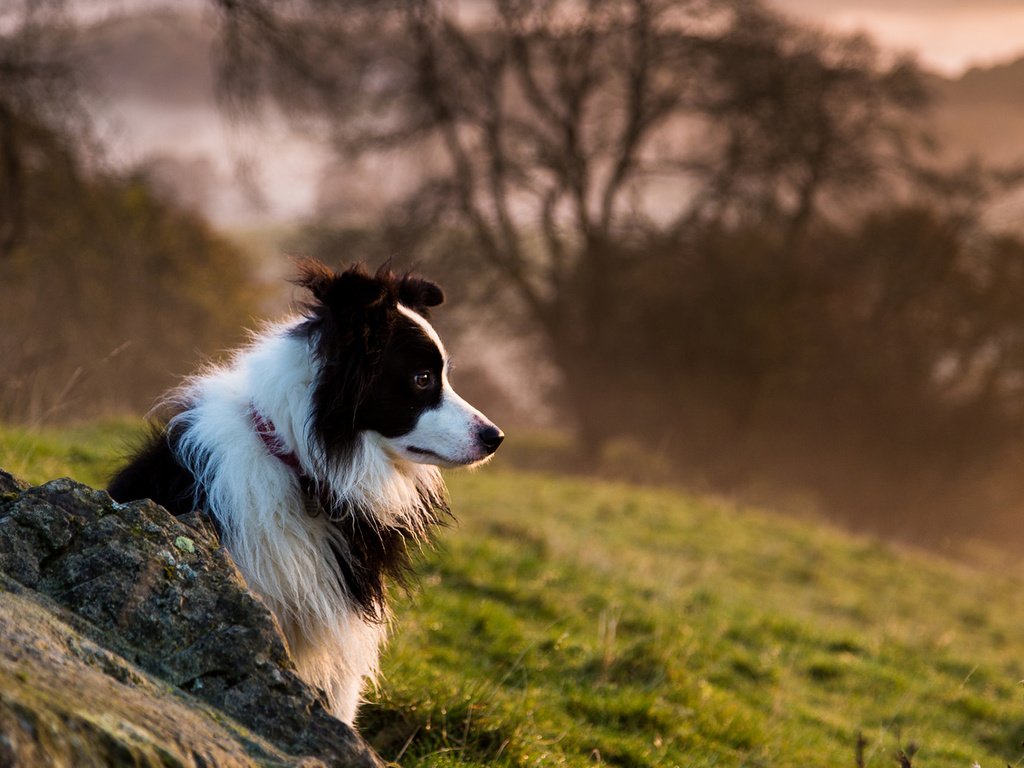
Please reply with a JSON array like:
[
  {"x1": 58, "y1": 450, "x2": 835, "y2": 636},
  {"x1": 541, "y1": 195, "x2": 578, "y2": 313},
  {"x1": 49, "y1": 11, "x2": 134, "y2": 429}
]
[
  {"x1": 0, "y1": 474, "x2": 386, "y2": 767},
  {"x1": 0, "y1": 468, "x2": 28, "y2": 495},
  {"x1": 0, "y1": 573, "x2": 296, "y2": 767}
]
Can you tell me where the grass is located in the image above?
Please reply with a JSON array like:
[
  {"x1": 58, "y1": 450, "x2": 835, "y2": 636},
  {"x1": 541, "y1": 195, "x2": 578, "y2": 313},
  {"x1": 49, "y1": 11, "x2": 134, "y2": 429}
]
[
  {"x1": 3, "y1": 421, "x2": 1024, "y2": 767},
  {"x1": 0, "y1": 418, "x2": 140, "y2": 488}
]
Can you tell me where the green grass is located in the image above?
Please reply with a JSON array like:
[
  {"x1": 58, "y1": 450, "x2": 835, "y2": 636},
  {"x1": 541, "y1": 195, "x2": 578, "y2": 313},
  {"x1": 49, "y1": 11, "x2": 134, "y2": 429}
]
[
  {"x1": 0, "y1": 418, "x2": 139, "y2": 488},
  {"x1": 3, "y1": 422, "x2": 1024, "y2": 767}
]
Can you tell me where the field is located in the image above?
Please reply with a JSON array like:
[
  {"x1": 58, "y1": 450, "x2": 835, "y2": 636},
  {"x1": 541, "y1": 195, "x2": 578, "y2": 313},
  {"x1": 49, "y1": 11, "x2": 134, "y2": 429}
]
[{"x1": 3, "y1": 423, "x2": 1024, "y2": 767}]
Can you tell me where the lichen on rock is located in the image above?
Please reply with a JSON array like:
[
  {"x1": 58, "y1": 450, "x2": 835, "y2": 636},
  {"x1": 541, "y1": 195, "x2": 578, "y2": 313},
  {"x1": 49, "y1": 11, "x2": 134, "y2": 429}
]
[{"x1": 0, "y1": 471, "x2": 385, "y2": 767}]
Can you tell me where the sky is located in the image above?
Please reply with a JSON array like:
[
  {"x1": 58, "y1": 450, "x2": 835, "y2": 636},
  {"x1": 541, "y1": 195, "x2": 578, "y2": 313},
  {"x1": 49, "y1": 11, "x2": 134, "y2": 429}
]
[
  {"x1": 63, "y1": 0, "x2": 1024, "y2": 77},
  {"x1": 770, "y1": 0, "x2": 1024, "y2": 75}
]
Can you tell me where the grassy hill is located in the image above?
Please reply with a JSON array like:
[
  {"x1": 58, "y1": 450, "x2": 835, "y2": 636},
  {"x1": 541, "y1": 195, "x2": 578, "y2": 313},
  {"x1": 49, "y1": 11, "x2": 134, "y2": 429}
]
[{"x1": 2, "y1": 422, "x2": 1023, "y2": 766}]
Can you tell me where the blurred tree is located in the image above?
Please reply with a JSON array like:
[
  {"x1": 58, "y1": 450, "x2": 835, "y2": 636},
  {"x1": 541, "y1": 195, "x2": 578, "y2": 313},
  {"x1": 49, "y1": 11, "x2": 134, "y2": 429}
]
[
  {"x1": 694, "y1": 5, "x2": 931, "y2": 247},
  {"x1": 591, "y1": 203, "x2": 1024, "y2": 537},
  {"x1": 0, "y1": 162, "x2": 257, "y2": 422},
  {"x1": 0, "y1": 1, "x2": 258, "y2": 423},
  {"x1": 210, "y1": 0, "x2": 1024, "y2": 540},
  {"x1": 0, "y1": 0, "x2": 85, "y2": 257},
  {"x1": 212, "y1": 0, "x2": 934, "y2": 456}
]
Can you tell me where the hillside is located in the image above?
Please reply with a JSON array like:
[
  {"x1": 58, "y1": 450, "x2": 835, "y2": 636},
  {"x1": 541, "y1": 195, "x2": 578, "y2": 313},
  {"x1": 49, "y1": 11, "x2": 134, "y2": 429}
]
[
  {"x1": 930, "y1": 57, "x2": 1024, "y2": 169},
  {"x1": 2, "y1": 421, "x2": 1023, "y2": 766}
]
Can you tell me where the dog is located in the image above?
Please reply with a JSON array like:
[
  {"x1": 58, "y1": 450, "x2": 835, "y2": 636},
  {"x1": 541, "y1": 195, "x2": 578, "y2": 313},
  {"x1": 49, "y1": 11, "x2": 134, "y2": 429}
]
[{"x1": 108, "y1": 260, "x2": 503, "y2": 724}]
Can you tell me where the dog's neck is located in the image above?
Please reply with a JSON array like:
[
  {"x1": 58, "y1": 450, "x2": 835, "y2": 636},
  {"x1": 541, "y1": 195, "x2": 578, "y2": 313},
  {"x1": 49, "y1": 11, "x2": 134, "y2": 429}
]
[
  {"x1": 242, "y1": 325, "x2": 449, "y2": 532},
  {"x1": 249, "y1": 401, "x2": 303, "y2": 472},
  {"x1": 245, "y1": 398, "x2": 449, "y2": 620}
]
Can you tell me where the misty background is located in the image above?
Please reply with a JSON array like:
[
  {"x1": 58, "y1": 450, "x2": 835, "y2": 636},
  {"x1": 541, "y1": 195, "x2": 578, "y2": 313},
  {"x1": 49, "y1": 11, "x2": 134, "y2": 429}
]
[{"x1": 3, "y1": 0, "x2": 1024, "y2": 548}]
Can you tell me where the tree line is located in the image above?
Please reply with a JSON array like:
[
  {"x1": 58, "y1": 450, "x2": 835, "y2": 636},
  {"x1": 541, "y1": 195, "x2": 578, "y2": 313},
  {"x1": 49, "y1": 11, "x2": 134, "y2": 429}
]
[
  {"x1": 4, "y1": 0, "x2": 1024, "y2": 540},
  {"x1": 0, "y1": 1, "x2": 255, "y2": 422},
  {"x1": 213, "y1": 0, "x2": 1024, "y2": 539}
]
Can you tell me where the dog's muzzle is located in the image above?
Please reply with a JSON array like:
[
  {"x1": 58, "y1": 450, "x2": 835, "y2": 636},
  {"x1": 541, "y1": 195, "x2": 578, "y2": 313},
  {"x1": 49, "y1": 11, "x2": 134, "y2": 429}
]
[{"x1": 477, "y1": 424, "x2": 504, "y2": 454}]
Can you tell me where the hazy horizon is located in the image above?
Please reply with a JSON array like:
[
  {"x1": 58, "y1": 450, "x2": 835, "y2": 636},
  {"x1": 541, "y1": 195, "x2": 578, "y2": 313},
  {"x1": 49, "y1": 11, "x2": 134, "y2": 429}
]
[
  {"x1": 771, "y1": 0, "x2": 1024, "y2": 75},
  {"x1": 63, "y1": 0, "x2": 1024, "y2": 77}
]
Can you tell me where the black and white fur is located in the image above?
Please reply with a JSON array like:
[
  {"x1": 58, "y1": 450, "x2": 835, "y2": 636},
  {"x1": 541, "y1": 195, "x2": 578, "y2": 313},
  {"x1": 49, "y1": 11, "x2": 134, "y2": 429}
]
[{"x1": 108, "y1": 261, "x2": 503, "y2": 724}]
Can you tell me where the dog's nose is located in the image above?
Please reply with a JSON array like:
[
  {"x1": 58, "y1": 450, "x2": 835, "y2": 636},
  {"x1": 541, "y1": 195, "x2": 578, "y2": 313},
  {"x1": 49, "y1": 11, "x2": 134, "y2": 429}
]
[{"x1": 478, "y1": 424, "x2": 504, "y2": 454}]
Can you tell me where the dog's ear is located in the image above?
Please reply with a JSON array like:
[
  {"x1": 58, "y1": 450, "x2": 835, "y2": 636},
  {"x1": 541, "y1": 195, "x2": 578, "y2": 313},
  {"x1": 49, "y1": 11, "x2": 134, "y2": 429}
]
[
  {"x1": 292, "y1": 258, "x2": 336, "y2": 302},
  {"x1": 298, "y1": 261, "x2": 396, "y2": 454},
  {"x1": 397, "y1": 275, "x2": 445, "y2": 316},
  {"x1": 294, "y1": 260, "x2": 390, "y2": 311}
]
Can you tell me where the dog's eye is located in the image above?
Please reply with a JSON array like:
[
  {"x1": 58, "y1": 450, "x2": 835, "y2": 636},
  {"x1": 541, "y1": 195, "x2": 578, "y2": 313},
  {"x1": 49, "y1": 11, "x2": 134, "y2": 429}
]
[{"x1": 413, "y1": 371, "x2": 434, "y2": 390}]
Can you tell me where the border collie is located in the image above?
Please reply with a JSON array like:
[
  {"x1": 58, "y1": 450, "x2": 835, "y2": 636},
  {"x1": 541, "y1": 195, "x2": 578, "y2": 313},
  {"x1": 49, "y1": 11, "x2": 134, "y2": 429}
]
[{"x1": 108, "y1": 260, "x2": 503, "y2": 724}]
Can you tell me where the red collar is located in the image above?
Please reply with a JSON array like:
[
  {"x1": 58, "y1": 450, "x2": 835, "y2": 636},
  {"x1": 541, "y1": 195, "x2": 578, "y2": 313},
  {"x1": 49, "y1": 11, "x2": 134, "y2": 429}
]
[
  {"x1": 248, "y1": 403, "x2": 335, "y2": 518},
  {"x1": 248, "y1": 402, "x2": 302, "y2": 473},
  {"x1": 249, "y1": 402, "x2": 335, "y2": 518}
]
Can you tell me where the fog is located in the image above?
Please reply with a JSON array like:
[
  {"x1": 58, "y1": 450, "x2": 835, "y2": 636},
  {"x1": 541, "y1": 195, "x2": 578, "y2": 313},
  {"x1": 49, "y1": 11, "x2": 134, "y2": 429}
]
[
  {"x1": 4, "y1": 0, "x2": 1024, "y2": 549},
  {"x1": 773, "y1": 0, "x2": 1024, "y2": 75},
  {"x1": 65, "y1": 1, "x2": 1024, "y2": 227}
]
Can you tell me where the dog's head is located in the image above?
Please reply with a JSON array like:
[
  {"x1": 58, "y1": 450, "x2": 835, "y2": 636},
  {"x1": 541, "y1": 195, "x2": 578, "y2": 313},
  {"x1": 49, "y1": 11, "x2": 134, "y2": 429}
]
[{"x1": 294, "y1": 260, "x2": 503, "y2": 468}]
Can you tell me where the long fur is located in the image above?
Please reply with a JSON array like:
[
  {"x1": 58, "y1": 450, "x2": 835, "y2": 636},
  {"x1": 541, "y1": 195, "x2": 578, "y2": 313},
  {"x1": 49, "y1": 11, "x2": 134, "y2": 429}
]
[
  {"x1": 110, "y1": 263, "x2": 501, "y2": 725},
  {"x1": 170, "y1": 321, "x2": 444, "y2": 721}
]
